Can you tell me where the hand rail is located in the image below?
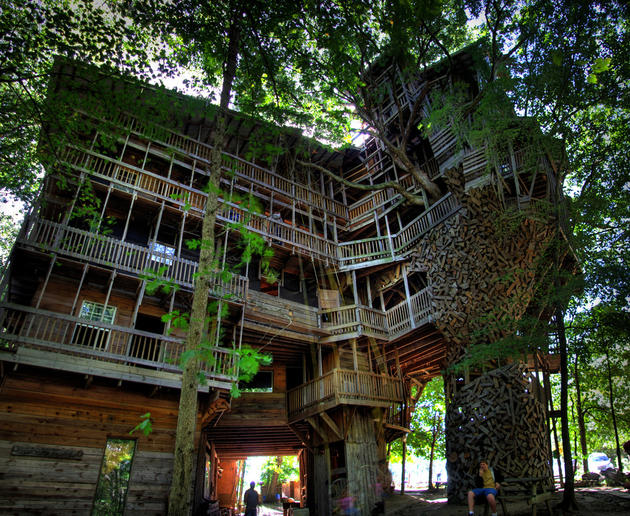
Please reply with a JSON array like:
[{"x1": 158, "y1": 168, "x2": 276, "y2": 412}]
[
  {"x1": 286, "y1": 368, "x2": 404, "y2": 419},
  {"x1": 85, "y1": 109, "x2": 350, "y2": 220},
  {"x1": 0, "y1": 302, "x2": 237, "y2": 381},
  {"x1": 19, "y1": 216, "x2": 248, "y2": 301}
]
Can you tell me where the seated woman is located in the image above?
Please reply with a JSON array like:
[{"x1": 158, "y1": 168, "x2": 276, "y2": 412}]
[{"x1": 467, "y1": 459, "x2": 503, "y2": 516}]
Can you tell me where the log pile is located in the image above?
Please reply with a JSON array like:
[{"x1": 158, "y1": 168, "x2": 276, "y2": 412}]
[
  {"x1": 444, "y1": 364, "x2": 552, "y2": 502},
  {"x1": 413, "y1": 169, "x2": 556, "y2": 365}
]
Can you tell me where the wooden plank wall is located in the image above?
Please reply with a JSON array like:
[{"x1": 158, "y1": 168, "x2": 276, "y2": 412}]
[
  {"x1": 216, "y1": 459, "x2": 240, "y2": 510},
  {"x1": 0, "y1": 369, "x2": 198, "y2": 515}
]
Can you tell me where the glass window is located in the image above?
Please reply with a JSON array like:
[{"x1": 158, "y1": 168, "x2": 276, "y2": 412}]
[
  {"x1": 79, "y1": 301, "x2": 117, "y2": 323},
  {"x1": 72, "y1": 301, "x2": 117, "y2": 350},
  {"x1": 92, "y1": 438, "x2": 136, "y2": 515},
  {"x1": 150, "y1": 242, "x2": 175, "y2": 265}
]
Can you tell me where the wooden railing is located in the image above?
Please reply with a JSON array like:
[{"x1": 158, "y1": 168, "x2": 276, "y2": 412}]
[
  {"x1": 19, "y1": 216, "x2": 248, "y2": 301},
  {"x1": 391, "y1": 192, "x2": 460, "y2": 254},
  {"x1": 287, "y1": 368, "x2": 404, "y2": 420},
  {"x1": 319, "y1": 287, "x2": 433, "y2": 342},
  {"x1": 60, "y1": 146, "x2": 344, "y2": 264},
  {"x1": 100, "y1": 111, "x2": 349, "y2": 220},
  {"x1": 0, "y1": 303, "x2": 237, "y2": 382},
  {"x1": 320, "y1": 305, "x2": 360, "y2": 336},
  {"x1": 340, "y1": 193, "x2": 461, "y2": 269}
]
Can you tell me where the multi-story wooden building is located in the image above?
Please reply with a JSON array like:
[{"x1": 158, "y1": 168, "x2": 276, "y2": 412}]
[{"x1": 0, "y1": 47, "x2": 567, "y2": 514}]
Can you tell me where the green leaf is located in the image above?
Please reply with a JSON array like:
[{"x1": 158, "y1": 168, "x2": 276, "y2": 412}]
[{"x1": 129, "y1": 412, "x2": 153, "y2": 436}]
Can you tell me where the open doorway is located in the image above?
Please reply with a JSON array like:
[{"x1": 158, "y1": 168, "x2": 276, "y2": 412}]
[{"x1": 207, "y1": 455, "x2": 301, "y2": 515}]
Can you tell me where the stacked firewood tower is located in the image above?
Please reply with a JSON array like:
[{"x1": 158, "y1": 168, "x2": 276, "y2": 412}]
[{"x1": 0, "y1": 45, "x2": 570, "y2": 514}]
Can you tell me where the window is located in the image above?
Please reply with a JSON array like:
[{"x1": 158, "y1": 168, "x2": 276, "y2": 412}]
[
  {"x1": 92, "y1": 438, "x2": 136, "y2": 516},
  {"x1": 150, "y1": 242, "x2": 175, "y2": 265},
  {"x1": 239, "y1": 371, "x2": 273, "y2": 393},
  {"x1": 72, "y1": 301, "x2": 116, "y2": 350}
]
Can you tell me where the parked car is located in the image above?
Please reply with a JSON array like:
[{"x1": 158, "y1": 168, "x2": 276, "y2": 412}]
[{"x1": 588, "y1": 452, "x2": 613, "y2": 472}]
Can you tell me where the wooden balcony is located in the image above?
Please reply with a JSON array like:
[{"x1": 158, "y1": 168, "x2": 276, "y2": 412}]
[
  {"x1": 319, "y1": 287, "x2": 433, "y2": 343},
  {"x1": 96, "y1": 110, "x2": 350, "y2": 221},
  {"x1": 339, "y1": 193, "x2": 461, "y2": 270},
  {"x1": 286, "y1": 368, "x2": 405, "y2": 422},
  {"x1": 19, "y1": 216, "x2": 248, "y2": 301},
  {"x1": 0, "y1": 303, "x2": 237, "y2": 390},
  {"x1": 59, "y1": 143, "x2": 461, "y2": 269}
]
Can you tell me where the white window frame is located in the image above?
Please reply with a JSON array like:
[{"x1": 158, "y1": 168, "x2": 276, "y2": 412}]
[
  {"x1": 72, "y1": 300, "x2": 117, "y2": 350},
  {"x1": 149, "y1": 242, "x2": 175, "y2": 265}
]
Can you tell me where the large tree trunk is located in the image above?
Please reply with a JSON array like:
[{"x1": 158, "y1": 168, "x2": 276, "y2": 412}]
[
  {"x1": 428, "y1": 412, "x2": 439, "y2": 489},
  {"x1": 605, "y1": 345, "x2": 623, "y2": 472},
  {"x1": 574, "y1": 355, "x2": 588, "y2": 474},
  {"x1": 557, "y1": 305, "x2": 578, "y2": 511},
  {"x1": 168, "y1": 17, "x2": 241, "y2": 516}
]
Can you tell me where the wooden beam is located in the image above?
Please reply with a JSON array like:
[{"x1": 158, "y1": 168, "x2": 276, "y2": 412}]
[
  {"x1": 288, "y1": 424, "x2": 312, "y2": 451},
  {"x1": 306, "y1": 416, "x2": 328, "y2": 443},
  {"x1": 320, "y1": 412, "x2": 343, "y2": 441}
]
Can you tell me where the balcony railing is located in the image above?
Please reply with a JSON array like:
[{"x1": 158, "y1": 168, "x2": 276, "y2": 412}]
[
  {"x1": 339, "y1": 193, "x2": 461, "y2": 269},
  {"x1": 17, "y1": 212, "x2": 435, "y2": 344},
  {"x1": 19, "y1": 216, "x2": 248, "y2": 301},
  {"x1": 319, "y1": 287, "x2": 433, "y2": 343},
  {"x1": 287, "y1": 368, "x2": 404, "y2": 421},
  {"x1": 59, "y1": 143, "x2": 461, "y2": 269},
  {"x1": 95, "y1": 110, "x2": 350, "y2": 220},
  {"x1": 0, "y1": 303, "x2": 237, "y2": 387}
]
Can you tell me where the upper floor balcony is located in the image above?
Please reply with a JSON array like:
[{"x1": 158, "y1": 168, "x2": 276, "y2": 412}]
[
  {"x1": 0, "y1": 302, "x2": 237, "y2": 391},
  {"x1": 19, "y1": 215, "x2": 248, "y2": 302},
  {"x1": 84, "y1": 110, "x2": 350, "y2": 222},
  {"x1": 18, "y1": 213, "x2": 439, "y2": 346},
  {"x1": 286, "y1": 368, "x2": 405, "y2": 423},
  {"x1": 57, "y1": 143, "x2": 462, "y2": 270}
]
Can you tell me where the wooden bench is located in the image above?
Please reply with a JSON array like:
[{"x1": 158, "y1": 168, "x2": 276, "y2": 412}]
[{"x1": 487, "y1": 477, "x2": 554, "y2": 516}]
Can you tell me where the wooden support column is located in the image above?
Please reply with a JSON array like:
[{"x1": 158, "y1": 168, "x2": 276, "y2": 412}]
[
  {"x1": 351, "y1": 270, "x2": 362, "y2": 335},
  {"x1": 121, "y1": 192, "x2": 137, "y2": 242},
  {"x1": 402, "y1": 265, "x2": 416, "y2": 329},
  {"x1": 34, "y1": 255, "x2": 56, "y2": 309},
  {"x1": 384, "y1": 215, "x2": 395, "y2": 259},
  {"x1": 509, "y1": 141, "x2": 522, "y2": 209}
]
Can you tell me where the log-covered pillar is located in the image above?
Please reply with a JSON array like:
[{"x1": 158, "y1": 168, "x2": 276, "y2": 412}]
[
  {"x1": 345, "y1": 409, "x2": 383, "y2": 515},
  {"x1": 444, "y1": 363, "x2": 553, "y2": 502}
]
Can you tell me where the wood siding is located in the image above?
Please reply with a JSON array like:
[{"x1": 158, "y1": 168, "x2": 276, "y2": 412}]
[{"x1": 0, "y1": 370, "x2": 201, "y2": 515}]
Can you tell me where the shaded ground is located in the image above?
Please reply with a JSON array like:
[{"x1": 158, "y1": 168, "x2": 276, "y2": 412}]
[
  {"x1": 385, "y1": 486, "x2": 630, "y2": 515},
  {"x1": 240, "y1": 487, "x2": 630, "y2": 515}
]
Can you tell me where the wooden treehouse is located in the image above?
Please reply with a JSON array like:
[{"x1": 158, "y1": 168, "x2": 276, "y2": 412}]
[{"x1": 0, "y1": 46, "x2": 572, "y2": 515}]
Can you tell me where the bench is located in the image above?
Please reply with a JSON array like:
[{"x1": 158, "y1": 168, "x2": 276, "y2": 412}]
[{"x1": 489, "y1": 477, "x2": 554, "y2": 516}]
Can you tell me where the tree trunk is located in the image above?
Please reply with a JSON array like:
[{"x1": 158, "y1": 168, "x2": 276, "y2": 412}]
[
  {"x1": 557, "y1": 305, "x2": 578, "y2": 510},
  {"x1": 574, "y1": 355, "x2": 588, "y2": 474},
  {"x1": 168, "y1": 16, "x2": 241, "y2": 516},
  {"x1": 401, "y1": 435, "x2": 407, "y2": 495},
  {"x1": 605, "y1": 344, "x2": 623, "y2": 472},
  {"x1": 428, "y1": 412, "x2": 439, "y2": 489}
]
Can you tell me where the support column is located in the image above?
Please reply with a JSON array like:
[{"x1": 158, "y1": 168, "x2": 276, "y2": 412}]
[{"x1": 444, "y1": 363, "x2": 553, "y2": 502}]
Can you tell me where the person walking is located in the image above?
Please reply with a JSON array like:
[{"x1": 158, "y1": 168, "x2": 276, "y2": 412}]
[{"x1": 244, "y1": 481, "x2": 259, "y2": 516}]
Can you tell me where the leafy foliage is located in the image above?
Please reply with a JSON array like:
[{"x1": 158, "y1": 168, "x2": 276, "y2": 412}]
[{"x1": 260, "y1": 456, "x2": 299, "y2": 486}]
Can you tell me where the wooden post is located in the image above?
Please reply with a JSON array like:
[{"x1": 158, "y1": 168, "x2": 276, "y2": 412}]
[
  {"x1": 384, "y1": 215, "x2": 395, "y2": 259},
  {"x1": 352, "y1": 270, "x2": 362, "y2": 335},
  {"x1": 402, "y1": 265, "x2": 416, "y2": 329}
]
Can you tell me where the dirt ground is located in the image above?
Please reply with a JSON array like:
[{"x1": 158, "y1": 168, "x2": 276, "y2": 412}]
[{"x1": 384, "y1": 486, "x2": 630, "y2": 515}]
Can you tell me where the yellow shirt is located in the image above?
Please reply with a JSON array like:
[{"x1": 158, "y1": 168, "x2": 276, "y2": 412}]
[{"x1": 481, "y1": 468, "x2": 495, "y2": 488}]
